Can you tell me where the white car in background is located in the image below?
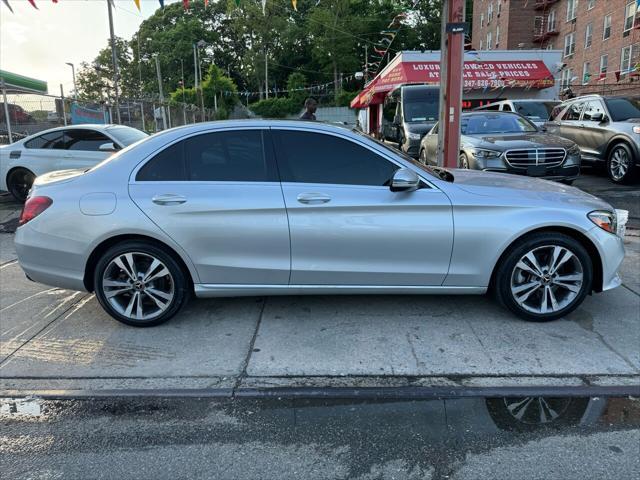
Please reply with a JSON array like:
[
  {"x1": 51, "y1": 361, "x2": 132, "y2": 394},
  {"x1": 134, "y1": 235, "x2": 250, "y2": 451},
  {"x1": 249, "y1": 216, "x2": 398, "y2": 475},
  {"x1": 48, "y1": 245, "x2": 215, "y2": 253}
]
[{"x1": 0, "y1": 124, "x2": 148, "y2": 201}]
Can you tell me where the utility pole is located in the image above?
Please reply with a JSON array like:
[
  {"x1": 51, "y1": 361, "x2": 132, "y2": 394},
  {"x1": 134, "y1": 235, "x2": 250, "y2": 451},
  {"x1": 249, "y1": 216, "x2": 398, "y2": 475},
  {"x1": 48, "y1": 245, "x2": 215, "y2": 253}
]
[
  {"x1": 106, "y1": 0, "x2": 121, "y2": 124},
  {"x1": 154, "y1": 54, "x2": 167, "y2": 130},
  {"x1": 364, "y1": 45, "x2": 369, "y2": 83},
  {"x1": 264, "y1": 47, "x2": 269, "y2": 99},
  {"x1": 436, "y1": 0, "x2": 465, "y2": 168},
  {"x1": 65, "y1": 63, "x2": 77, "y2": 99}
]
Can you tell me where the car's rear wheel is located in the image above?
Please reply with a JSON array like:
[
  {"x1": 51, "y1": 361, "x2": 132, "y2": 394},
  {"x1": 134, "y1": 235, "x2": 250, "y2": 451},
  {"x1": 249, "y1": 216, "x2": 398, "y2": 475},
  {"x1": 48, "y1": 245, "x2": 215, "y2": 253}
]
[
  {"x1": 7, "y1": 168, "x2": 35, "y2": 202},
  {"x1": 494, "y1": 233, "x2": 592, "y2": 322},
  {"x1": 607, "y1": 143, "x2": 636, "y2": 184},
  {"x1": 93, "y1": 241, "x2": 190, "y2": 327}
]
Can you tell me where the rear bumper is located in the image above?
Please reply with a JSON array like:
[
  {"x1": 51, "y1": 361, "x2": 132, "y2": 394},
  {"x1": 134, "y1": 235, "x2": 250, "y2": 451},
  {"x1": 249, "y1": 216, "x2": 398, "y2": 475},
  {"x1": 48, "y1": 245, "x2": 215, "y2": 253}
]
[{"x1": 15, "y1": 224, "x2": 88, "y2": 292}]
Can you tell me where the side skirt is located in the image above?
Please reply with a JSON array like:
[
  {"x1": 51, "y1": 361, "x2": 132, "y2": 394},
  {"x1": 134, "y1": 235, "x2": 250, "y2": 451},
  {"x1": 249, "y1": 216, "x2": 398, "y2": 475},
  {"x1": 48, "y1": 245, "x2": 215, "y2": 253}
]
[{"x1": 194, "y1": 284, "x2": 487, "y2": 298}]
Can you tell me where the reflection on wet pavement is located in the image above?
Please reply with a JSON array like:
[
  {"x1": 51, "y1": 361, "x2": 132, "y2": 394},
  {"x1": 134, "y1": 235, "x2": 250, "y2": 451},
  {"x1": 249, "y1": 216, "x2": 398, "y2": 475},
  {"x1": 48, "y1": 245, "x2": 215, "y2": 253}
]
[{"x1": 1, "y1": 395, "x2": 639, "y2": 479}]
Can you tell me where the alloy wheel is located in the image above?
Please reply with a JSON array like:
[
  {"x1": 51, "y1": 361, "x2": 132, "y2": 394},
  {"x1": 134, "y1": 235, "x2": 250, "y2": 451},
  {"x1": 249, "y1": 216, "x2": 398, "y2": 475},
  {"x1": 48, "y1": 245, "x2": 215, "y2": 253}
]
[
  {"x1": 502, "y1": 397, "x2": 572, "y2": 425},
  {"x1": 510, "y1": 244, "x2": 584, "y2": 314},
  {"x1": 609, "y1": 147, "x2": 629, "y2": 182},
  {"x1": 102, "y1": 252, "x2": 175, "y2": 321}
]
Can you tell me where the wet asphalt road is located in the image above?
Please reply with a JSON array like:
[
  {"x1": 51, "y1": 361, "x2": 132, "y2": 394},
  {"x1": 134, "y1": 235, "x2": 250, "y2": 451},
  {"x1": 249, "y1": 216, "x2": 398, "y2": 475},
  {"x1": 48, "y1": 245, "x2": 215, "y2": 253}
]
[{"x1": 1, "y1": 395, "x2": 639, "y2": 480}]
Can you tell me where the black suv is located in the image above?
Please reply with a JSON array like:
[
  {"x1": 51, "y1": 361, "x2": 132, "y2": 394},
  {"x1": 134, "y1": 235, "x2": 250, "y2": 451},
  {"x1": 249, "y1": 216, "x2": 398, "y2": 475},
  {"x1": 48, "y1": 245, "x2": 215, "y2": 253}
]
[{"x1": 545, "y1": 95, "x2": 640, "y2": 184}]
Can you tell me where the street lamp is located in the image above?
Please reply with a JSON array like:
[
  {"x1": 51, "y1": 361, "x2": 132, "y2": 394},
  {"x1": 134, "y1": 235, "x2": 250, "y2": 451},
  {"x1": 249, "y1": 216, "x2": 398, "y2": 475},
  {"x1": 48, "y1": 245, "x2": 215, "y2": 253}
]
[{"x1": 65, "y1": 62, "x2": 77, "y2": 99}]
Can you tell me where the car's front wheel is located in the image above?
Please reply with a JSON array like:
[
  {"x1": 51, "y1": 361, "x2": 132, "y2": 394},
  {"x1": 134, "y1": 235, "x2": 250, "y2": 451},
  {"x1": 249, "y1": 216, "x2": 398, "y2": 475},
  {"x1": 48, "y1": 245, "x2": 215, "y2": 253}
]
[
  {"x1": 494, "y1": 233, "x2": 593, "y2": 322},
  {"x1": 607, "y1": 143, "x2": 636, "y2": 184},
  {"x1": 7, "y1": 168, "x2": 35, "y2": 202},
  {"x1": 93, "y1": 241, "x2": 190, "y2": 327}
]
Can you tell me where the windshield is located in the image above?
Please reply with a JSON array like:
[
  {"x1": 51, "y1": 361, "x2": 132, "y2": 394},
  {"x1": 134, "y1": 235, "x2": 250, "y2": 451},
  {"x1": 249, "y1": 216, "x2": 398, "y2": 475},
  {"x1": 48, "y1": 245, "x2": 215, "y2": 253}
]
[
  {"x1": 403, "y1": 100, "x2": 439, "y2": 123},
  {"x1": 513, "y1": 101, "x2": 557, "y2": 120},
  {"x1": 461, "y1": 113, "x2": 538, "y2": 134},
  {"x1": 604, "y1": 97, "x2": 640, "y2": 121},
  {"x1": 106, "y1": 126, "x2": 148, "y2": 146},
  {"x1": 355, "y1": 129, "x2": 453, "y2": 182}
]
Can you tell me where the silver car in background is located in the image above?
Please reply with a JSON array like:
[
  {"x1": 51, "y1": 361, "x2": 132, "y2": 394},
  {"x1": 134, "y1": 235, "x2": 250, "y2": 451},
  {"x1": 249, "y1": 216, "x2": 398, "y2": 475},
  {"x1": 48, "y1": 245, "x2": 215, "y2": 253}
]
[{"x1": 15, "y1": 121, "x2": 625, "y2": 326}]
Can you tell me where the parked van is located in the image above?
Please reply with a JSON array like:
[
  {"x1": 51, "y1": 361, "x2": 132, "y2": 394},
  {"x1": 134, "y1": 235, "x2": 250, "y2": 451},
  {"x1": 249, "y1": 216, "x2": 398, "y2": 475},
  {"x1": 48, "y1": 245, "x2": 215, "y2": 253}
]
[{"x1": 381, "y1": 85, "x2": 439, "y2": 157}]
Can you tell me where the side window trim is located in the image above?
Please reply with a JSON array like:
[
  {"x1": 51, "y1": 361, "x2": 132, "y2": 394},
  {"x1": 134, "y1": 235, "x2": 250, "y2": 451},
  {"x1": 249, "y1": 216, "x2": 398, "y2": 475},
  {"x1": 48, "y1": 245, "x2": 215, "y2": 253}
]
[{"x1": 131, "y1": 128, "x2": 278, "y2": 183}]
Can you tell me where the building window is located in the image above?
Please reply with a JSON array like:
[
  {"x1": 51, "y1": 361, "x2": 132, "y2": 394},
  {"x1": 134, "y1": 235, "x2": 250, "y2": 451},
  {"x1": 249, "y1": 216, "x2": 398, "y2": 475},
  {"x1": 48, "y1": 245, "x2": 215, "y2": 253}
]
[
  {"x1": 564, "y1": 33, "x2": 575, "y2": 56},
  {"x1": 603, "y1": 14, "x2": 612, "y2": 40},
  {"x1": 600, "y1": 54, "x2": 608, "y2": 75},
  {"x1": 548, "y1": 10, "x2": 556, "y2": 31},
  {"x1": 566, "y1": 0, "x2": 577, "y2": 21},
  {"x1": 546, "y1": 43, "x2": 554, "y2": 50},
  {"x1": 560, "y1": 68, "x2": 574, "y2": 89},
  {"x1": 582, "y1": 62, "x2": 591, "y2": 84},
  {"x1": 621, "y1": 45, "x2": 633, "y2": 73},
  {"x1": 624, "y1": 2, "x2": 637, "y2": 33},
  {"x1": 585, "y1": 22, "x2": 593, "y2": 48},
  {"x1": 487, "y1": 31, "x2": 492, "y2": 50},
  {"x1": 488, "y1": 2, "x2": 493, "y2": 22},
  {"x1": 497, "y1": 1, "x2": 502, "y2": 16},
  {"x1": 587, "y1": 0, "x2": 595, "y2": 9},
  {"x1": 480, "y1": 39, "x2": 484, "y2": 50},
  {"x1": 496, "y1": 25, "x2": 500, "y2": 46},
  {"x1": 480, "y1": 12, "x2": 484, "y2": 27}
]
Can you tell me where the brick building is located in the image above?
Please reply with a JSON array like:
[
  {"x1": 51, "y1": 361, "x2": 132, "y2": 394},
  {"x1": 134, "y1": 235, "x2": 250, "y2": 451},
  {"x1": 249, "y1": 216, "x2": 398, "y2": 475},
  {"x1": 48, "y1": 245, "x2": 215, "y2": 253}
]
[{"x1": 471, "y1": 0, "x2": 640, "y2": 97}]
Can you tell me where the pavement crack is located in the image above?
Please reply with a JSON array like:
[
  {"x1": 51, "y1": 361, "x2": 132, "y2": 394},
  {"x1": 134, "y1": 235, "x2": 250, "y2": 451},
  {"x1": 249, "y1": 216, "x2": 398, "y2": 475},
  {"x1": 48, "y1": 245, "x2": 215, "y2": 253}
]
[
  {"x1": 406, "y1": 333, "x2": 424, "y2": 369},
  {"x1": 622, "y1": 283, "x2": 640, "y2": 297},
  {"x1": 464, "y1": 318, "x2": 494, "y2": 365},
  {"x1": 232, "y1": 298, "x2": 267, "y2": 394}
]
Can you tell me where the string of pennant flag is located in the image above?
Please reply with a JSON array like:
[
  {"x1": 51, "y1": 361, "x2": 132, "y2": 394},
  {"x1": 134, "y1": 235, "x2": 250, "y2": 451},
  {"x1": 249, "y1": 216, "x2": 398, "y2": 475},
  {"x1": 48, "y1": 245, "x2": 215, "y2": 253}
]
[{"x1": 0, "y1": 0, "x2": 302, "y2": 13}]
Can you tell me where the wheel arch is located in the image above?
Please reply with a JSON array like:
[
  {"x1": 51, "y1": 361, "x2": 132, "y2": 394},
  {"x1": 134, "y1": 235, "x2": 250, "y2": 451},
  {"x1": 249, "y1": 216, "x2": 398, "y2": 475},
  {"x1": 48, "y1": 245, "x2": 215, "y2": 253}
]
[
  {"x1": 488, "y1": 226, "x2": 603, "y2": 293},
  {"x1": 605, "y1": 136, "x2": 638, "y2": 163},
  {"x1": 83, "y1": 233, "x2": 195, "y2": 293}
]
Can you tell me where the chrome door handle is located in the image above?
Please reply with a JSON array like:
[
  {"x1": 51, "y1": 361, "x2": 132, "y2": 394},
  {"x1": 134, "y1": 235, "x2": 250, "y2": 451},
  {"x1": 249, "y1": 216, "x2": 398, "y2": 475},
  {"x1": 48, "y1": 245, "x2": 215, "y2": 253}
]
[
  {"x1": 152, "y1": 194, "x2": 187, "y2": 205},
  {"x1": 296, "y1": 193, "x2": 331, "y2": 204}
]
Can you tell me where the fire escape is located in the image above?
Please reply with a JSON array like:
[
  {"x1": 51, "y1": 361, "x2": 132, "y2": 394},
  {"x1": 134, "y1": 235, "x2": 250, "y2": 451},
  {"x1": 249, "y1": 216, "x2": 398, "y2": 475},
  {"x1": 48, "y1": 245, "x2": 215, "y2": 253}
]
[{"x1": 532, "y1": 0, "x2": 560, "y2": 47}]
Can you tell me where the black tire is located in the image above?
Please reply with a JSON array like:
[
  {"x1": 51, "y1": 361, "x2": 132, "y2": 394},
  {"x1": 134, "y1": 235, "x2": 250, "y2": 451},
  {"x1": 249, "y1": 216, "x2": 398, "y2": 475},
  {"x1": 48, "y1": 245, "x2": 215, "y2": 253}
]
[
  {"x1": 607, "y1": 142, "x2": 637, "y2": 184},
  {"x1": 7, "y1": 168, "x2": 35, "y2": 202},
  {"x1": 93, "y1": 241, "x2": 190, "y2": 327},
  {"x1": 419, "y1": 148, "x2": 428, "y2": 165},
  {"x1": 486, "y1": 397, "x2": 590, "y2": 432},
  {"x1": 494, "y1": 232, "x2": 593, "y2": 322},
  {"x1": 458, "y1": 152, "x2": 470, "y2": 169}
]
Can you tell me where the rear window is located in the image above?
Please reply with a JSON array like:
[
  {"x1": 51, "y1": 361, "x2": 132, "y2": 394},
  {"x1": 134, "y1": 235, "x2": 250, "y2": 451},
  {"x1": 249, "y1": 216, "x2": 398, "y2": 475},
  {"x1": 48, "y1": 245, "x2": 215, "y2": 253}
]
[
  {"x1": 604, "y1": 97, "x2": 640, "y2": 122},
  {"x1": 107, "y1": 126, "x2": 148, "y2": 147},
  {"x1": 513, "y1": 102, "x2": 557, "y2": 120}
]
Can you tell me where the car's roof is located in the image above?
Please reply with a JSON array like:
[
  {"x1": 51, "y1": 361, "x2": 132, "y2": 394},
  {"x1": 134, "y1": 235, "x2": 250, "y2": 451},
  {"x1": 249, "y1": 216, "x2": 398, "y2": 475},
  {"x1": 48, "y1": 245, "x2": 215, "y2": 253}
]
[
  {"x1": 562, "y1": 94, "x2": 640, "y2": 103},
  {"x1": 462, "y1": 111, "x2": 521, "y2": 116},
  {"x1": 147, "y1": 119, "x2": 355, "y2": 137}
]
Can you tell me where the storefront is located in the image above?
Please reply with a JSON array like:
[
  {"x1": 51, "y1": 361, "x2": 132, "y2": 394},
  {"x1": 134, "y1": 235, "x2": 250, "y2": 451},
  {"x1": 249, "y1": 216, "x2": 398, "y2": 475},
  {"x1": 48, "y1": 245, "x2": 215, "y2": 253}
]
[{"x1": 352, "y1": 50, "x2": 562, "y2": 136}]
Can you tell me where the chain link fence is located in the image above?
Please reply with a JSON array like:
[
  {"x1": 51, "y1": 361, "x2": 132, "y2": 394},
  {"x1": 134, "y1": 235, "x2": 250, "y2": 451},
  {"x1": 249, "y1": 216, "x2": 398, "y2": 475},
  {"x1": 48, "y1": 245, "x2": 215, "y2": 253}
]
[{"x1": 0, "y1": 92, "x2": 217, "y2": 145}]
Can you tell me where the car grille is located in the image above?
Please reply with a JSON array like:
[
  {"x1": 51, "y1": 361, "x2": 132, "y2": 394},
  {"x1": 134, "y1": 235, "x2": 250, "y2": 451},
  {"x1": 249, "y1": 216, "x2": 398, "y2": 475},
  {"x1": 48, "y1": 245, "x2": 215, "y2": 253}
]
[{"x1": 504, "y1": 148, "x2": 566, "y2": 168}]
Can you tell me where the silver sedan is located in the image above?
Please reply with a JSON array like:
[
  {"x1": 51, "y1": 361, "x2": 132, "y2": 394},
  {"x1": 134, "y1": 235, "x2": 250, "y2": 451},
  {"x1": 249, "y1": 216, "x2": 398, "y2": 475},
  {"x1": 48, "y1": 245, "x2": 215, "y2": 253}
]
[{"x1": 15, "y1": 121, "x2": 625, "y2": 326}]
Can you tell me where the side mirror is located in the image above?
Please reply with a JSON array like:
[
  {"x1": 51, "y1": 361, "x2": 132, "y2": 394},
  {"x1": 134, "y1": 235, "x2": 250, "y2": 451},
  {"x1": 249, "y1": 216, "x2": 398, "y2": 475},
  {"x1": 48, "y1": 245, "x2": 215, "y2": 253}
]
[
  {"x1": 98, "y1": 142, "x2": 117, "y2": 152},
  {"x1": 390, "y1": 168, "x2": 421, "y2": 192}
]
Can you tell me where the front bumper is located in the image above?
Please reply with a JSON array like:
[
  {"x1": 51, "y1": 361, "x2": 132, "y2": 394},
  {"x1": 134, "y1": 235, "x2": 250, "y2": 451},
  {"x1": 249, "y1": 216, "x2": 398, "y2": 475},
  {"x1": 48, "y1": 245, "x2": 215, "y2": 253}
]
[
  {"x1": 481, "y1": 164, "x2": 580, "y2": 181},
  {"x1": 586, "y1": 226, "x2": 625, "y2": 292}
]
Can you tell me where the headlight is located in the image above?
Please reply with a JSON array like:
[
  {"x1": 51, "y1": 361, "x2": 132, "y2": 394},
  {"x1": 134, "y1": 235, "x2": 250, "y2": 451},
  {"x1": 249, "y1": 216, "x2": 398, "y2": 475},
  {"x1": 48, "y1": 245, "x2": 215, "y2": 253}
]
[
  {"x1": 588, "y1": 210, "x2": 617, "y2": 235},
  {"x1": 407, "y1": 132, "x2": 422, "y2": 140},
  {"x1": 632, "y1": 126, "x2": 640, "y2": 134},
  {"x1": 567, "y1": 144, "x2": 580, "y2": 156},
  {"x1": 471, "y1": 149, "x2": 502, "y2": 159}
]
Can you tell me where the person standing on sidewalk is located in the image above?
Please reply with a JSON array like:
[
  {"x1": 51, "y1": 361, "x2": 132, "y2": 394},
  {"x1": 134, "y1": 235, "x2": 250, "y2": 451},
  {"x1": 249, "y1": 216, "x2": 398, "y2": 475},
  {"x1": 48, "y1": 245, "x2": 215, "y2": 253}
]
[{"x1": 299, "y1": 98, "x2": 318, "y2": 121}]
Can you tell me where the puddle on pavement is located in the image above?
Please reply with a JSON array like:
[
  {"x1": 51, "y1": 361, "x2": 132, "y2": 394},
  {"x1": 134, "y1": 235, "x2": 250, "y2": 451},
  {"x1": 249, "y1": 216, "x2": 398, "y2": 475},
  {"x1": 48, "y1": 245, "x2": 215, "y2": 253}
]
[{"x1": 0, "y1": 397, "x2": 46, "y2": 419}]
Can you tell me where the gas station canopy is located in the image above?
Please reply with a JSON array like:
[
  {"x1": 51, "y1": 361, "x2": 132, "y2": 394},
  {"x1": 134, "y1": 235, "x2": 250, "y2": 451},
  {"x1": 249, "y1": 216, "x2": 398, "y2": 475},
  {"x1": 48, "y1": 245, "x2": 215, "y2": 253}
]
[{"x1": 0, "y1": 70, "x2": 48, "y2": 94}]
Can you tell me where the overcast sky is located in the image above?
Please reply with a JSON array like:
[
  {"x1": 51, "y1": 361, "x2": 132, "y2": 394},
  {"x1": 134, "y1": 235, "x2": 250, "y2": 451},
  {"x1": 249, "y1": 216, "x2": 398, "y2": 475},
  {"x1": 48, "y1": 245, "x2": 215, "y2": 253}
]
[{"x1": 0, "y1": 0, "x2": 179, "y2": 95}]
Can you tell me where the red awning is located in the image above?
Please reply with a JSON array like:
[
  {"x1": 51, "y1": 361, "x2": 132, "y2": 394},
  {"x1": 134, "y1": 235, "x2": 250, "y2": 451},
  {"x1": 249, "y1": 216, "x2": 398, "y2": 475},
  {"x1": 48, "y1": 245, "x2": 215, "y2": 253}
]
[{"x1": 351, "y1": 60, "x2": 555, "y2": 108}]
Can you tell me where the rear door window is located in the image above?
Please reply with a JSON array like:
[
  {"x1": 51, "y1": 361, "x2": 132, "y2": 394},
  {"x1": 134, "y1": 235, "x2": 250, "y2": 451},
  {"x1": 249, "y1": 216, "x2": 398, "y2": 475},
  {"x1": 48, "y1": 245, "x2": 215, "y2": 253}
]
[
  {"x1": 563, "y1": 102, "x2": 585, "y2": 120},
  {"x1": 24, "y1": 131, "x2": 66, "y2": 149}
]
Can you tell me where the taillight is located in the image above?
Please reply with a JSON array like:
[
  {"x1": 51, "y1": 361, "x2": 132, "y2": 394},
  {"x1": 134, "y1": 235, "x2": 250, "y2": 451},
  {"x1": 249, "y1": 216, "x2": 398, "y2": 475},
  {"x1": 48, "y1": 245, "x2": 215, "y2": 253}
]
[{"x1": 19, "y1": 196, "x2": 53, "y2": 226}]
